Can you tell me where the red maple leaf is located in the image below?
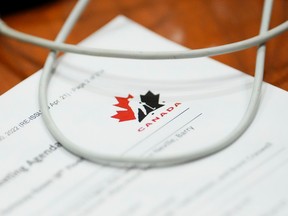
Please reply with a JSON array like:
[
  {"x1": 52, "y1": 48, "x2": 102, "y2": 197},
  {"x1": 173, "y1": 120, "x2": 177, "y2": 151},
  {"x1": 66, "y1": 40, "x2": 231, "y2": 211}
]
[{"x1": 111, "y1": 94, "x2": 136, "y2": 122}]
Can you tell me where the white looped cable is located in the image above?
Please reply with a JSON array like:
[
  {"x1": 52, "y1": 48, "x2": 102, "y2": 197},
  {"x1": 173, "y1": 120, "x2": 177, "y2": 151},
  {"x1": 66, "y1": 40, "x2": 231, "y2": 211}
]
[{"x1": 0, "y1": 0, "x2": 283, "y2": 167}]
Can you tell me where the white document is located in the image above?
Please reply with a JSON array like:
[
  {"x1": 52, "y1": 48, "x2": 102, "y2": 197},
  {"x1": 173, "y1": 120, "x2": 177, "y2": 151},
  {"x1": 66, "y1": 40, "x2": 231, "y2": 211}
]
[{"x1": 1, "y1": 16, "x2": 288, "y2": 216}]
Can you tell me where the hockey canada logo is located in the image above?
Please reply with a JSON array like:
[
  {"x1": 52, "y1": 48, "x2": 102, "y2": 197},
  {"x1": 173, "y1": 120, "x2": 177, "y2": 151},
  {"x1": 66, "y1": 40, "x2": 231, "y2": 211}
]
[
  {"x1": 111, "y1": 91, "x2": 165, "y2": 122},
  {"x1": 112, "y1": 91, "x2": 182, "y2": 132}
]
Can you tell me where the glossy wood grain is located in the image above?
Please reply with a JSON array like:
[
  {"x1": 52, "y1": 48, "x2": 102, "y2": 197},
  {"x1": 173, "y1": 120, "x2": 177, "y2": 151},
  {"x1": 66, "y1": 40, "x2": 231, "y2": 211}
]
[{"x1": 0, "y1": 0, "x2": 287, "y2": 94}]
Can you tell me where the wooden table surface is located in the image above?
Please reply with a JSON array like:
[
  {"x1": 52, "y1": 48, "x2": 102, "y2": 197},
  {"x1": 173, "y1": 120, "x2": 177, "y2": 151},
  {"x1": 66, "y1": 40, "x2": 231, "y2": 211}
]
[{"x1": 0, "y1": 0, "x2": 287, "y2": 95}]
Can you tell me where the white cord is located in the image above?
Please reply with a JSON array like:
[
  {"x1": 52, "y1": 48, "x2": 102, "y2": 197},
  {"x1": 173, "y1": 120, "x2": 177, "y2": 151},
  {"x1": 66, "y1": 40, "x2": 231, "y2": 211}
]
[
  {"x1": 35, "y1": 0, "x2": 274, "y2": 168},
  {"x1": 0, "y1": 0, "x2": 277, "y2": 167},
  {"x1": 0, "y1": 1, "x2": 287, "y2": 59}
]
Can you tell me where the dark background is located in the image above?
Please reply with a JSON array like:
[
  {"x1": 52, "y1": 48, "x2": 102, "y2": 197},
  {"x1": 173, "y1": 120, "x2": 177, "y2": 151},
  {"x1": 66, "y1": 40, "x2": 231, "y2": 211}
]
[{"x1": 0, "y1": 0, "x2": 287, "y2": 94}]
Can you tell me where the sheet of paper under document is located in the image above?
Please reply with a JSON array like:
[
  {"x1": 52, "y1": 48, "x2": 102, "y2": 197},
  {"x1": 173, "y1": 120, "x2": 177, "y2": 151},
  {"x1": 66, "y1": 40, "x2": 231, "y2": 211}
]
[{"x1": 0, "y1": 16, "x2": 288, "y2": 216}]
